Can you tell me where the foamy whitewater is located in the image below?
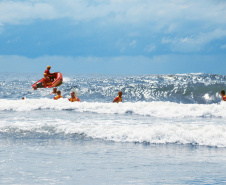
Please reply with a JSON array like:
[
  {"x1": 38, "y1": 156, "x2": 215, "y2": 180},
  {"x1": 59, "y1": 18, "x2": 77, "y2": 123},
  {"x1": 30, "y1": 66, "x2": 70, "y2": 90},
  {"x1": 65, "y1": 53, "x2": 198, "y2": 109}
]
[{"x1": 1, "y1": 73, "x2": 226, "y2": 184}]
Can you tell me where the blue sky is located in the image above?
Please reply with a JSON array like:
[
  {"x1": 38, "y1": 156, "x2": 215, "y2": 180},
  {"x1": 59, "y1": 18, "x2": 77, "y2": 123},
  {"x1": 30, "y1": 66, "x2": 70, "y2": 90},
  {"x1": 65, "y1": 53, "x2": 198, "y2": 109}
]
[{"x1": 0, "y1": 0, "x2": 226, "y2": 74}]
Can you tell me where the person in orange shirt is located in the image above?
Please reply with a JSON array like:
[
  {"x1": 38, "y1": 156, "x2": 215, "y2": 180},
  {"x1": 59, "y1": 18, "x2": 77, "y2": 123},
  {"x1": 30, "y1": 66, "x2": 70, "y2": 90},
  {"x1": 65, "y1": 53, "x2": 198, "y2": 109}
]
[
  {"x1": 221, "y1": 90, "x2": 226, "y2": 101},
  {"x1": 113, "y1": 91, "x2": 122, "y2": 103},
  {"x1": 54, "y1": 90, "x2": 64, "y2": 100},
  {"x1": 43, "y1": 73, "x2": 52, "y2": 87},
  {"x1": 69, "y1": 91, "x2": 81, "y2": 102}
]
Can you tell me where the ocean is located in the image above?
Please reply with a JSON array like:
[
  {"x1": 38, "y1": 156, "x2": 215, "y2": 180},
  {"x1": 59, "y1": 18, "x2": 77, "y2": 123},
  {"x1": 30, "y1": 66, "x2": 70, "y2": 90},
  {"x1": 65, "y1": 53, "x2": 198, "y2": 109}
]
[{"x1": 1, "y1": 73, "x2": 226, "y2": 184}]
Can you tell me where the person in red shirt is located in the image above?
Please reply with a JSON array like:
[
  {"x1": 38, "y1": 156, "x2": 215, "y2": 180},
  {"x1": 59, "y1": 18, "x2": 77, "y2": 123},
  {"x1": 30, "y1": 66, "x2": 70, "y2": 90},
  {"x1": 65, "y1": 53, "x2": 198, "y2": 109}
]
[
  {"x1": 45, "y1": 66, "x2": 52, "y2": 76},
  {"x1": 221, "y1": 90, "x2": 226, "y2": 101},
  {"x1": 45, "y1": 66, "x2": 55, "y2": 81},
  {"x1": 54, "y1": 90, "x2": 64, "y2": 100},
  {"x1": 68, "y1": 91, "x2": 81, "y2": 102},
  {"x1": 113, "y1": 91, "x2": 122, "y2": 103}
]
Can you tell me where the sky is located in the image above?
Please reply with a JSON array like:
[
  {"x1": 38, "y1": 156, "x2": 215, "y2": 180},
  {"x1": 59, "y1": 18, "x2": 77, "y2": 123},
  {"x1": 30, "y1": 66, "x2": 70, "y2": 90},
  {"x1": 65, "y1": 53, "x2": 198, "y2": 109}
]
[{"x1": 0, "y1": 0, "x2": 226, "y2": 74}]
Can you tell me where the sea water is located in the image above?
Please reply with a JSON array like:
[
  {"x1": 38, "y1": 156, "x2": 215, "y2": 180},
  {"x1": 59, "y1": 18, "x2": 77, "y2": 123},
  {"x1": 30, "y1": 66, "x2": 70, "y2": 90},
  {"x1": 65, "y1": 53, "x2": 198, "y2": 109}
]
[{"x1": 1, "y1": 73, "x2": 226, "y2": 184}]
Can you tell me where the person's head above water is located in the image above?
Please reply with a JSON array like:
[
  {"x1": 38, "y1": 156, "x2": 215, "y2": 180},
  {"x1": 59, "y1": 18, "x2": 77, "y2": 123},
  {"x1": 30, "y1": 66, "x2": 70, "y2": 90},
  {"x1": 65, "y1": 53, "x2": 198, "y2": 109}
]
[
  {"x1": 221, "y1": 90, "x2": 225, "y2": 96},
  {"x1": 118, "y1": 91, "x2": 122, "y2": 97},
  {"x1": 71, "y1": 91, "x2": 76, "y2": 97},
  {"x1": 57, "y1": 90, "x2": 61, "y2": 95},
  {"x1": 33, "y1": 86, "x2": 37, "y2": 90},
  {"x1": 52, "y1": 87, "x2": 57, "y2": 93}
]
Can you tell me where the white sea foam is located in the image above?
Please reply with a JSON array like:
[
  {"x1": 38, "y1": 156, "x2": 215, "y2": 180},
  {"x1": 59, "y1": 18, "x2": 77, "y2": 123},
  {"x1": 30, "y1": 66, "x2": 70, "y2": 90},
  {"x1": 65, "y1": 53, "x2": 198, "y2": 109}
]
[
  {"x1": 62, "y1": 76, "x2": 71, "y2": 82},
  {"x1": 0, "y1": 114, "x2": 226, "y2": 147},
  {"x1": 0, "y1": 99, "x2": 226, "y2": 118},
  {"x1": 1, "y1": 98, "x2": 226, "y2": 147}
]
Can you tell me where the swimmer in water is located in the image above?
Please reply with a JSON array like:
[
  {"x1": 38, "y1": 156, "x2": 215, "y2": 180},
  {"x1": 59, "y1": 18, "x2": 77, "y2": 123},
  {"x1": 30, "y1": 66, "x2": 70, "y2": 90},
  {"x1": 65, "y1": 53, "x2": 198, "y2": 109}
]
[
  {"x1": 68, "y1": 91, "x2": 81, "y2": 102},
  {"x1": 221, "y1": 90, "x2": 226, "y2": 101},
  {"x1": 52, "y1": 87, "x2": 57, "y2": 94},
  {"x1": 54, "y1": 90, "x2": 64, "y2": 100},
  {"x1": 113, "y1": 91, "x2": 122, "y2": 103}
]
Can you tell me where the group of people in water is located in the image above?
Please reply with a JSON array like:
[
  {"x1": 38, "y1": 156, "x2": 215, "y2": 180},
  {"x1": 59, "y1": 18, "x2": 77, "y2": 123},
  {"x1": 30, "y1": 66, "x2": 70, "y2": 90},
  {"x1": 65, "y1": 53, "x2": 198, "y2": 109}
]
[
  {"x1": 32, "y1": 65, "x2": 226, "y2": 103},
  {"x1": 50, "y1": 87, "x2": 81, "y2": 102},
  {"x1": 30, "y1": 66, "x2": 123, "y2": 103},
  {"x1": 50, "y1": 87, "x2": 122, "y2": 103}
]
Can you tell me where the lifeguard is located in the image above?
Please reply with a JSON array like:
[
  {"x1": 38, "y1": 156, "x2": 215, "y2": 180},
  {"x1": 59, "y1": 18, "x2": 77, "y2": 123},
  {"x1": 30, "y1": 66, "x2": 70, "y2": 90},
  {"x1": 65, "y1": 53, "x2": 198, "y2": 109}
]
[
  {"x1": 69, "y1": 92, "x2": 81, "y2": 102},
  {"x1": 221, "y1": 90, "x2": 226, "y2": 101},
  {"x1": 45, "y1": 66, "x2": 53, "y2": 76},
  {"x1": 52, "y1": 87, "x2": 57, "y2": 94},
  {"x1": 43, "y1": 73, "x2": 52, "y2": 86},
  {"x1": 54, "y1": 90, "x2": 64, "y2": 100},
  {"x1": 113, "y1": 91, "x2": 122, "y2": 103},
  {"x1": 45, "y1": 66, "x2": 55, "y2": 81}
]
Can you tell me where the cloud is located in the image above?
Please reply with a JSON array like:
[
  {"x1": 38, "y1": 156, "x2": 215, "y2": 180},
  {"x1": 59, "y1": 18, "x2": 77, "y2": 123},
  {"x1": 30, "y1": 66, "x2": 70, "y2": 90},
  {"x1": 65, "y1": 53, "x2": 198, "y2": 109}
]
[
  {"x1": 1, "y1": 0, "x2": 226, "y2": 29},
  {"x1": 1, "y1": 0, "x2": 226, "y2": 55},
  {"x1": 162, "y1": 29, "x2": 226, "y2": 52},
  {"x1": 0, "y1": 1, "x2": 56, "y2": 25}
]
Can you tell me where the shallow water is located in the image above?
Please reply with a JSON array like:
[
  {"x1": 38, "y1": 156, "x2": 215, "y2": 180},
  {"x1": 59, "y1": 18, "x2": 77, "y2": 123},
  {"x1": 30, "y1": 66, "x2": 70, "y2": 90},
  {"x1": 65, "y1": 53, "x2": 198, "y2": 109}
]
[{"x1": 1, "y1": 139, "x2": 226, "y2": 185}]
